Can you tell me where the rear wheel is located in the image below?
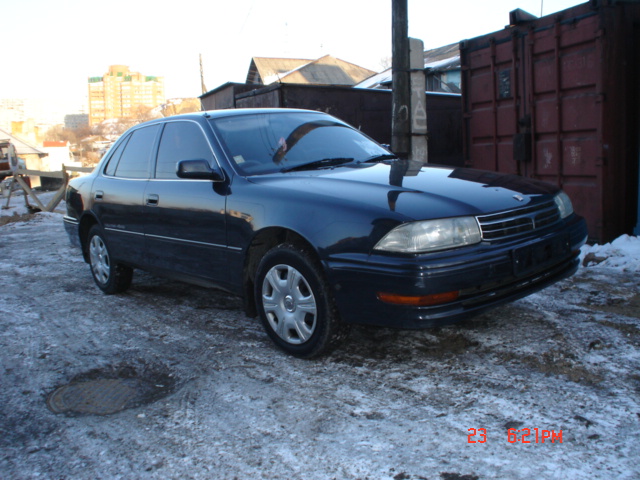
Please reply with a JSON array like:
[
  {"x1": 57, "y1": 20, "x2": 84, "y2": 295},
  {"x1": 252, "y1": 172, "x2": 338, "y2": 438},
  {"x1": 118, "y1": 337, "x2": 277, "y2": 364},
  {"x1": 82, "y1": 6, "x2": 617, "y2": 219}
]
[
  {"x1": 87, "y1": 225, "x2": 133, "y2": 294},
  {"x1": 255, "y1": 243, "x2": 348, "y2": 358}
]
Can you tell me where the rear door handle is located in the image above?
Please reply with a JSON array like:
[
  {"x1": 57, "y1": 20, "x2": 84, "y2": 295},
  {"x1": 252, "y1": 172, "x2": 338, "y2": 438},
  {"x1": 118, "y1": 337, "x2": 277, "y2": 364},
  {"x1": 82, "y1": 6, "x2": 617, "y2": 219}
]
[
  {"x1": 95, "y1": 190, "x2": 104, "y2": 200},
  {"x1": 146, "y1": 194, "x2": 159, "y2": 206}
]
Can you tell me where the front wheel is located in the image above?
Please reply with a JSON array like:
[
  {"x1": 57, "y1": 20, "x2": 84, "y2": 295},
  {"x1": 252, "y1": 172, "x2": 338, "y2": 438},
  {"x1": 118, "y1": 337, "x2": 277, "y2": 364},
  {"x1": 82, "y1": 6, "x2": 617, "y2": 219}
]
[
  {"x1": 87, "y1": 225, "x2": 133, "y2": 294},
  {"x1": 254, "y1": 244, "x2": 348, "y2": 358}
]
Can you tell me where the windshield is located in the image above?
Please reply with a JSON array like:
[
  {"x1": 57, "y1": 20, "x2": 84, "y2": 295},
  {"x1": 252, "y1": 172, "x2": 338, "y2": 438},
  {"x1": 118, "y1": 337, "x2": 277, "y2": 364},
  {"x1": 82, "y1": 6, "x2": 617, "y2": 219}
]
[{"x1": 209, "y1": 112, "x2": 391, "y2": 175}]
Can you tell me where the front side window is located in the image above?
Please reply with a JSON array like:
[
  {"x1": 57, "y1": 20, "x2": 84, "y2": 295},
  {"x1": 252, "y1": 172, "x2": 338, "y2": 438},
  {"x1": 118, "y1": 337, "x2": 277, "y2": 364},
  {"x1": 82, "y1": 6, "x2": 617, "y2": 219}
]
[
  {"x1": 155, "y1": 122, "x2": 215, "y2": 179},
  {"x1": 112, "y1": 124, "x2": 160, "y2": 178}
]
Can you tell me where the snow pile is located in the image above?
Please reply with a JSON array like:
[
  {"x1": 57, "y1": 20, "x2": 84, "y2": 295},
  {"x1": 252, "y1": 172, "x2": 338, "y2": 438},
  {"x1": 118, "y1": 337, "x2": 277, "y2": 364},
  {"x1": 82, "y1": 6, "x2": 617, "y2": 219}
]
[{"x1": 581, "y1": 234, "x2": 640, "y2": 272}]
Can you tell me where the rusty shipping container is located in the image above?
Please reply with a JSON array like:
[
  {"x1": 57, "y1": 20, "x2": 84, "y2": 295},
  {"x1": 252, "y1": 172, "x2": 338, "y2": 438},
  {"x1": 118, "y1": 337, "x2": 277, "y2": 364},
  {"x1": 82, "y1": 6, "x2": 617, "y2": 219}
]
[{"x1": 460, "y1": 0, "x2": 640, "y2": 243}]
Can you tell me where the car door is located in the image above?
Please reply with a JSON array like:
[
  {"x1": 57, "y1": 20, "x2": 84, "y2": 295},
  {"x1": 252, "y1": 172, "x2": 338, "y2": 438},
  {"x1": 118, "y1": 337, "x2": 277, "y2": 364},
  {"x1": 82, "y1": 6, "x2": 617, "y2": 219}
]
[
  {"x1": 143, "y1": 120, "x2": 230, "y2": 285},
  {"x1": 92, "y1": 124, "x2": 161, "y2": 266}
]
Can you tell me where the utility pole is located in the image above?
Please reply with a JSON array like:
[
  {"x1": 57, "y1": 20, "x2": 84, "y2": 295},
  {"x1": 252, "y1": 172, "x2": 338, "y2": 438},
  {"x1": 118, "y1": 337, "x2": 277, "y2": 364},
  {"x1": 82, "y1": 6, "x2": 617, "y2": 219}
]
[
  {"x1": 200, "y1": 54, "x2": 207, "y2": 95},
  {"x1": 391, "y1": 0, "x2": 411, "y2": 158},
  {"x1": 409, "y1": 37, "x2": 428, "y2": 163}
]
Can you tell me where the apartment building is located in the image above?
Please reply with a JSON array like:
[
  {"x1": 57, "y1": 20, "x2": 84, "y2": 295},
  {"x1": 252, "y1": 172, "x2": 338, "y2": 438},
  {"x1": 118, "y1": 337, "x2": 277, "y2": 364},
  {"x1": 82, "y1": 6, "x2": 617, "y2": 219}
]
[{"x1": 88, "y1": 65, "x2": 165, "y2": 125}]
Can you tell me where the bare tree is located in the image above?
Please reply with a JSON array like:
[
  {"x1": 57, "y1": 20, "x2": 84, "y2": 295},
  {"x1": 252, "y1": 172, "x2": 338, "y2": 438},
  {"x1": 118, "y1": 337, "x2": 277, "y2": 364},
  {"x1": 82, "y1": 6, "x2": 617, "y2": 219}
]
[
  {"x1": 379, "y1": 56, "x2": 392, "y2": 70},
  {"x1": 45, "y1": 124, "x2": 98, "y2": 143},
  {"x1": 44, "y1": 125, "x2": 75, "y2": 143},
  {"x1": 160, "y1": 98, "x2": 202, "y2": 117},
  {"x1": 132, "y1": 104, "x2": 161, "y2": 124}
]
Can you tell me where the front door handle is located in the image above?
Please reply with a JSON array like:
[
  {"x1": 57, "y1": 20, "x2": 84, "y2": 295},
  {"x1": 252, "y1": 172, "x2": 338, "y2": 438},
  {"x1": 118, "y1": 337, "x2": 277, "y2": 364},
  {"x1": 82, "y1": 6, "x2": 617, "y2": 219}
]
[{"x1": 146, "y1": 194, "x2": 159, "y2": 206}]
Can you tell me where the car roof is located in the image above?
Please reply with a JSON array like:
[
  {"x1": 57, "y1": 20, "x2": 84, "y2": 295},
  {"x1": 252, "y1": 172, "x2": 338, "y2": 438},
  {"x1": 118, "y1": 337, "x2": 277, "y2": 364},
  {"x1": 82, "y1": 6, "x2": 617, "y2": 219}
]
[
  {"x1": 208, "y1": 108, "x2": 323, "y2": 117},
  {"x1": 165, "y1": 108, "x2": 327, "y2": 122},
  {"x1": 128, "y1": 108, "x2": 338, "y2": 132}
]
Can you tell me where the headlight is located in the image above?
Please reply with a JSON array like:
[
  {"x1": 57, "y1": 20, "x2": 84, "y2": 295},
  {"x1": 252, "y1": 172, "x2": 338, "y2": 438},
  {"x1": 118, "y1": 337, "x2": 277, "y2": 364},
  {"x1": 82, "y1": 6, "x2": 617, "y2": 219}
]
[
  {"x1": 374, "y1": 217, "x2": 482, "y2": 253},
  {"x1": 554, "y1": 192, "x2": 574, "y2": 219}
]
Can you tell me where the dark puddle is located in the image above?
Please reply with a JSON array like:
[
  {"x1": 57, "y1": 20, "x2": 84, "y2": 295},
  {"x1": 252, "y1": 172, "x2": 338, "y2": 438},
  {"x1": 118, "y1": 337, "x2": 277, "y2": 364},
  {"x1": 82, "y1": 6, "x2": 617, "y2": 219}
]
[{"x1": 47, "y1": 364, "x2": 176, "y2": 416}]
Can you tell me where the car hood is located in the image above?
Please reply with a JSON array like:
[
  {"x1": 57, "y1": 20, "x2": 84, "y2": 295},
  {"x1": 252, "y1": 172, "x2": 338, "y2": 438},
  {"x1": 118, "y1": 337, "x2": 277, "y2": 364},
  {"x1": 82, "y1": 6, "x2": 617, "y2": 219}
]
[{"x1": 247, "y1": 162, "x2": 559, "y2": 220}]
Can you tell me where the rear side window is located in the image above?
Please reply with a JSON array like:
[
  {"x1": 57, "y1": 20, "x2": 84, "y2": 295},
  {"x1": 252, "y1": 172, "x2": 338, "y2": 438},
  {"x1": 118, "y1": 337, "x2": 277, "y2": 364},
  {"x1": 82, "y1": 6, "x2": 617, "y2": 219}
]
[
  {"x1": 155, "y1": 122, "x2": 215, "y2": 179},
  {"x1": 111, "y1": 125, "x2": 160, "y2": 179},
  {"x1": 103, "y1": 136, "x2": 128, "y2": 176}
]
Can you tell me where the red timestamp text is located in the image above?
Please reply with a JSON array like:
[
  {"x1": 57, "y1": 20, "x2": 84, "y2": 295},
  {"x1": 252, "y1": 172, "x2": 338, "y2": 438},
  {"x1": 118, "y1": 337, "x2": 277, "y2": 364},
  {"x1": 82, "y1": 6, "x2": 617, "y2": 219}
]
[{"x1": 467, "y1": 428, "x2": 563, "y2": 443}]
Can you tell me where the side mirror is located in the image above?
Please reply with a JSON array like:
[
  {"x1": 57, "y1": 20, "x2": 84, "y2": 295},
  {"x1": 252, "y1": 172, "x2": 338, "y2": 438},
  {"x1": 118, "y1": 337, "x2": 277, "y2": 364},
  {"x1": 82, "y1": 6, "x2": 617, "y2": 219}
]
[{"x1": 177, "y1": 159, "x2": 224, "y2": 182}]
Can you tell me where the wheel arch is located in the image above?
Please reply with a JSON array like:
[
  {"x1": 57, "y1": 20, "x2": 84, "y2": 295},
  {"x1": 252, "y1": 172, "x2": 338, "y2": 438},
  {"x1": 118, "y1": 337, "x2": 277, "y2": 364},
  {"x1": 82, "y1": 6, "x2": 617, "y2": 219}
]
[
  {"x1": 242, "y1": 227, "x2": 322, "y2": 317},
  {"x1": 78, "y1": 213, "x2": 100, "y2": 263}
]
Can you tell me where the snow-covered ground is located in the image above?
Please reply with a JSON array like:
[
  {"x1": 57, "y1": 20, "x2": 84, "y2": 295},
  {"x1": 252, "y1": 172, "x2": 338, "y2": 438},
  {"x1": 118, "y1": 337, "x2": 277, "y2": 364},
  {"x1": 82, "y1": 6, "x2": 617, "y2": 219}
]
[{"x1": 1, "y1": 191, "x2": 639, "y2": 479}]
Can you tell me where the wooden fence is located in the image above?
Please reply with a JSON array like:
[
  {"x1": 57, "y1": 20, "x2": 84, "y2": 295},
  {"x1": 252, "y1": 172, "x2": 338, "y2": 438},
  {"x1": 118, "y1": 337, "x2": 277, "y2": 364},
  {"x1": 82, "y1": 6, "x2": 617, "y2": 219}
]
[{"x1": 1, "y1": 165, "x2": 93, "y2": 212}]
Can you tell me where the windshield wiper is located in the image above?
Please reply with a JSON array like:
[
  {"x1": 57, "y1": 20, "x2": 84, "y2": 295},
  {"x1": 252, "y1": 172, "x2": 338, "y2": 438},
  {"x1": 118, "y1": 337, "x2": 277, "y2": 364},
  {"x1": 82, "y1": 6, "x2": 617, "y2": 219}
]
[
  {"x1": 360, "y1": 154, "x2": 398, "y2": 163},
  {"x1": 281, "y1": 157, "x2": 355, "y2": 173}
]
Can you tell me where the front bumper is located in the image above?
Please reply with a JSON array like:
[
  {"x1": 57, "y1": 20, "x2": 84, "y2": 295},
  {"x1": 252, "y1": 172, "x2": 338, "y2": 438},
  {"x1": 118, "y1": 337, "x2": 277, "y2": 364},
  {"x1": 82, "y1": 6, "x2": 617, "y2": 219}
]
[{"x1": 326, "y1": 215, "x2": 588, "y2": 328}]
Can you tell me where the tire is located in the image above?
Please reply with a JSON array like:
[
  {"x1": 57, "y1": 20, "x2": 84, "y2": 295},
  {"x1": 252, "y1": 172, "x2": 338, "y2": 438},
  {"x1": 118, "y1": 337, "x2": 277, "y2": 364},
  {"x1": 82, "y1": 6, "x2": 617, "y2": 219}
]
[
  {"x1": 87, "y1": 225, "x2": 133, "y2": 294},
  {"x1": 254, "y1": 243, "x2": 348, "y2": 358}
]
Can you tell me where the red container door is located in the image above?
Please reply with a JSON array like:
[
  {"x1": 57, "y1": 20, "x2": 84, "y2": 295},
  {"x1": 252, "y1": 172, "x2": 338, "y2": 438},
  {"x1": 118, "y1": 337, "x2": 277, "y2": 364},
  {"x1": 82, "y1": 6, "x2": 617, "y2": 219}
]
[
  {"x1": 528, "y1": 12, "x2": 604, "y2": 241},
  {"x1": 462, "y1": 2, "x2": 640, "y2": 243}
]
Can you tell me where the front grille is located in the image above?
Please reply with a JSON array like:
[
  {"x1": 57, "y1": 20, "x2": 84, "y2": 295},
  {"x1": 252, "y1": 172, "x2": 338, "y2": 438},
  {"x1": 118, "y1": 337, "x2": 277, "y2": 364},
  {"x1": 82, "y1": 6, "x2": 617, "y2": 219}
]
[{"x1": 476, "y1": 200, "x2": 560, "y2": 240}]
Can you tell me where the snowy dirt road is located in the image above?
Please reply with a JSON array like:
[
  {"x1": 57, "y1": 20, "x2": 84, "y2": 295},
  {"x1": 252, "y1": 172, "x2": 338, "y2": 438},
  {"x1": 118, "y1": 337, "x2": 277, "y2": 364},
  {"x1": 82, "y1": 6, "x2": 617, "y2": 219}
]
[{"x1": 1, "y1": 211, "x2": 639, "y2": 480}]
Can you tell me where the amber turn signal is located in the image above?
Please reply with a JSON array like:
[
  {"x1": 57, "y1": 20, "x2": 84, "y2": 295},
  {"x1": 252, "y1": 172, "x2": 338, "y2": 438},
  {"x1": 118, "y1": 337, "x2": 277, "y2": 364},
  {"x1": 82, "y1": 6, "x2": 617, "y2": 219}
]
[{"x1": 377, "y1": 290, "x2": 460, "y2": 306}]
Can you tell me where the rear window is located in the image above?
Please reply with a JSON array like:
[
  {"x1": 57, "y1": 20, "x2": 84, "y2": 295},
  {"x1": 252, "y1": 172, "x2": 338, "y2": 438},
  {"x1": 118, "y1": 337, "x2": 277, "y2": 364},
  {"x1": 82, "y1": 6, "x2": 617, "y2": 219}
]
[{"x1": 104, "y1": 125, "x2": 160, "y2": 179}]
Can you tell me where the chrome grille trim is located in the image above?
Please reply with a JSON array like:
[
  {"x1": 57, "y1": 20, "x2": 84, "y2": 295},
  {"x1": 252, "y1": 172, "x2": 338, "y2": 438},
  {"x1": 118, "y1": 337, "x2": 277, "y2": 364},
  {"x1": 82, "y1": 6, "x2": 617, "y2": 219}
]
[{"x1": 476, "y1": 200, "x2": 560, "y2": 240}]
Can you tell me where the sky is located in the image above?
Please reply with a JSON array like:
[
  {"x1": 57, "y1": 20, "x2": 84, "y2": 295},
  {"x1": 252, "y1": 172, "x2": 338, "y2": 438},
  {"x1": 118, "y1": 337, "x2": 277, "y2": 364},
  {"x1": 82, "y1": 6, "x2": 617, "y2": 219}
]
[{"x1": 2, "y1": 0, "x2": 583, "y2": 117}]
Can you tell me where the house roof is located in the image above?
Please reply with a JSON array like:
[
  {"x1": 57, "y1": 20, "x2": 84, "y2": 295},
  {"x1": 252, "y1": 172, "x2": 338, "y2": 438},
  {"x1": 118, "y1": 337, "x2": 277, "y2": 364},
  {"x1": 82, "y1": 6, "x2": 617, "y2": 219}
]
[
  {"x1": 246, "y1": 57, "x2": 313, "y2": 84},
  {"x1": 246, "y1": 55, "x2": 377, "y2": 86},
  {"x1": 423, "y1": 42, "x2": 460, "y2": 70},
  {"x1": 43, "y1": 141, "x2": 68, "y2": 148},
  {"x1": 355, "y1": 42, "x2": 461, "y2": 90},
  {"x1": 355, "y1": 69, "x2": 392, "y2": 89},
  {"x1": 0, "y1": 128, "x2": 46, "y2": 156}
]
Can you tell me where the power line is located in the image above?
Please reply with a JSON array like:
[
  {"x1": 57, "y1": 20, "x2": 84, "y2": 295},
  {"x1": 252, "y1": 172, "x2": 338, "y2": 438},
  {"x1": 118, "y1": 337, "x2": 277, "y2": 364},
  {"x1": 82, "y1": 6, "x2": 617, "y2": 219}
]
[{"x1": 239, "y1": 0, "x2": 256, "y2": 35}]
